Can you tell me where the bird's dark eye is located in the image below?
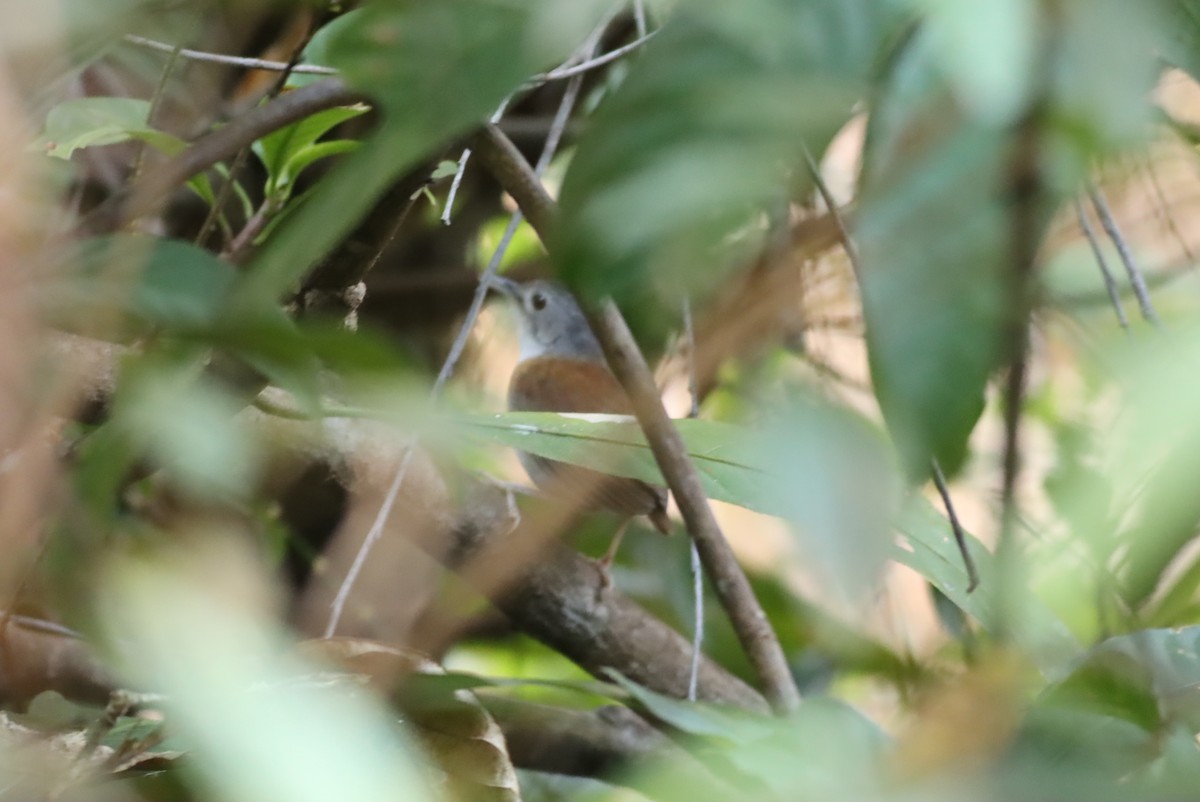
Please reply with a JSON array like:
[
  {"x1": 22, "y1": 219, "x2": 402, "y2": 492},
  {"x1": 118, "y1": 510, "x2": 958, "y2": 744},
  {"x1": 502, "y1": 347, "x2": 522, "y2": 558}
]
[{"x1": 530, "y1": 292, "x2": 547, "y2": 311}]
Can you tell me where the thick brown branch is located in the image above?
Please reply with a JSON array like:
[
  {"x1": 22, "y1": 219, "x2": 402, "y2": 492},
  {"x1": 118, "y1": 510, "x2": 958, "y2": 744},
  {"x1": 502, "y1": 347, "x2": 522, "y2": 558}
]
[
  {"x1": 438, "y1": 484, "x2": 770, "y2": 713},
  {"x1": 468, "y1": 124, "x2": 559, "y2": 239},
  {"x1": 0, "y1": 615, "x2": 115, "y2": 708}
]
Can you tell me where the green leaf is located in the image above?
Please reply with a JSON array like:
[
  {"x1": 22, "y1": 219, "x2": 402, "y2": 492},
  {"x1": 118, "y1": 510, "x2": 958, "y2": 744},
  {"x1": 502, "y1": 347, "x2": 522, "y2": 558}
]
[
  {"x1": 43, "y1": 235, "x2": 237, "y2": 337},
  {"x1": 752, "y1": 396, "x2": 900, "y2": 600},
  {"x1": 1155, "y1": 1, "x2": 1200, "y2": 84},
  {"x1": 255, "y1": 104, "x2": 367, "y2": 196},
  {"x1": 556, "y1": 0, "x2": 904, "y2": 334},
  {"x1": 459, "y1": 412, "x2": 767, "y2": 514},
  {"x1": 238, "y1": 1, "x2": 609, "y2": 305},
  {"x1": 858, "y1": 28, "x2": 1019, "y2": 477},
  {"x1": 97, "y1": 549, "x2": 434, "y2": 802},
  {"x1": 602, "y1": 669, "x2": 769, "y2": 741},
  {"x1": 40, "y1": 97, "x2": 186, "y2": 159},
  {"x1": 893, "y1": 495, "x2": 1080, "y2": 675},
  {"x1": 282, "y1": 139, "x2": 360, "y2": 189},
  {"x1": 112, "y1": 354, "x2": 262, "y2": 501},
  {"x1": 466, "y1": 409, "x2": 1077, "y2": 669},
  {"x1": 431, "y1": 159, "x2": 461, "y2": 180},
  {"x1": 208, "y1": 309, "x2": 323, "y2": 416},
  {"x1": 1042, "y1": 628, "x2": 1200, "y2": 734},
  {"x1": 722, "y1": 696, "x2": 888, "y2": 798}
]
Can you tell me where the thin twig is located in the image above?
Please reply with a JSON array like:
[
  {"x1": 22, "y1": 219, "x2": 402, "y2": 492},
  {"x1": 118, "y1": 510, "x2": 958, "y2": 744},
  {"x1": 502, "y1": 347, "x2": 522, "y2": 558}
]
[
  {"x1": 129, "y1": 42, "x2": 182, "y2": 184},
  {"x1": 633, "y1": 0, "x2": 648, "y2": 37},
  {"x1": 1074, "y1": 197, "x2": 1129, "y2": 331},
  {"x1": 931, "y1": 459, "x2": 979, "y2": 593},
  {"x1": 1087, "y1": 184, "x2": 1162, "y2": 328},
  {"x1": 682, "y1": 297, "x2": 705, "y2": 702},
  {"x1": 195, "y1": 18, "x2": 321, "y2": 247},
  {"x1": 441, "y1": 148, "x2": 474, "y2": 226},
  {"x1": 324, "y1": 65, "x2": 589, "y2": 638},
  {"x1": 442, "y1": 99, "x2": 510, "y2": 226},
  {"x1": 124, "y1": 34, "x2": 337, "y2": 75},
  {"x1": 803, "y1": 145, "x2": 859, "y2": 267},
  {"x1": 3, "y1": 612, "x2": 85, "y2": 640},
  {"x1": 531, "y1": 32, "x2": 656, "y2": 85},
  {"x1": 322, "y1": 443, "x2": 418, "y2": 638},
  {"x1": 589, "y1": 302, "x2": 801, "y2": 715},
  {"x1": 1139, "y1": 155, "x2": 1197, "y2": 267},
  {"x1": 222, "y1": 198, "x2": 275, "y2": 262}
]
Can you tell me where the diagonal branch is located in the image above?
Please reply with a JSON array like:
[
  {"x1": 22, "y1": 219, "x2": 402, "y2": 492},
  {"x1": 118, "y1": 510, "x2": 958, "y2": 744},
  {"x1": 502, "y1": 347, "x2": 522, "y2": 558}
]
[
  {"x1": 468, "y1": 124, "x2": 801, "y2": 715},
  {"x1": 587, "y1": 303, "x2": 801, "y2": 714}
]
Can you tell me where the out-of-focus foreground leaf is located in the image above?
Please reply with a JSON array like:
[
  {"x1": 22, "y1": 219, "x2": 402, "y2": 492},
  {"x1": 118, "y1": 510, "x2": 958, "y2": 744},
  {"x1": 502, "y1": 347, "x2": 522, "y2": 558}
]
[
  {"x1": 98, "y1": 541, "x2": 436, "y2": 802},
  {"x1": 556, "y1": 0, "x2": 906, "y2": 335},
  {"x1": 857, "y1": 0, "x2": 1156, "y2": 476},
  {"x1": 38, "y1": 97, "x2": 184, "y2": 159},
  {"x1": 238, "y1": 1, "x2": 610, "y2": 305},
  {"x1": 464, "y1": 409, "x2": 1073, "y2": 642},
  {"x1": 894, "y1": 496, "x2": 1080, "y2": 675}
]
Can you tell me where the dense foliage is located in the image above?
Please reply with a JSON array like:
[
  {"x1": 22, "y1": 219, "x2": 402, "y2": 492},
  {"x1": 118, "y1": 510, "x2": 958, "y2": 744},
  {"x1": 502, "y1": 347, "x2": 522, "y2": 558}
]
[{"x1": 3, "y1": 0, "x2": 1200, "y2": 799}]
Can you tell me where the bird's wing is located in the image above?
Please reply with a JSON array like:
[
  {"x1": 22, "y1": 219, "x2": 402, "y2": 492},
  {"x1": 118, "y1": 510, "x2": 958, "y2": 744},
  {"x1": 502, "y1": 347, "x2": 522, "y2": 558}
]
[
  {"x1": 508, "y1": 357, "x2": 634, "y2": 414},
  {"x1": 510, "y1": 356, "x2": 670, "y2": 533}
]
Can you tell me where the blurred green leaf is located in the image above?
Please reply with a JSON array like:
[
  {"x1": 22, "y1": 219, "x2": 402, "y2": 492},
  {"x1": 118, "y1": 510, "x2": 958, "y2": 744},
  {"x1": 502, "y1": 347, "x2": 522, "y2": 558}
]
[
  {"x1": 39, "y1": 96, "x2": 185, "y2": 159},
  {"x1": 722, "y1": 696, "x2": 887, "y2": 798},
  {"x1": 43, "y1": 235, "x2": 236, "y2": 338},
  {"x1": 1042, "y1": 628, "x2": 1200, "y2": 735},
  {"x1": 1092, "y1": 326, "x2": 1200, "y2": 611},
  {"x1": 113, "y1": 355, "x2": 261, "y2": 501},
  {"x1": 602, "y1": 669, "x2": 769, "y2": 742},
  {"x1": 753, "y1": 395, "x2": 899, "y2": 601},
  {"x1": 1013, "y1": 707, "x2": 1155, "y2": 784},
  {"x1": 904, "y1": 0, "x2": 1038, "y2": 125},
  {"x1": 858, "y1": 82, "x2": 1016, "y2": 476},
  {"x1": 1155, "y1": 1, "x2": 1200, "y2": 83},
  {"x1": 894, "y1": 496, "x2": 1080, "y2": 674},
  {"x1": 98, "y1": 546, "x2": 434, "y2": 802},
  {"x1": 239, "y1": 1, "x2": 609, "y2": 304},
  {"x1": 556, "y1": 0, "x2": 904, "y2": 332},
  {"x1": 860, "y1": 0, "x2": 1156, "y2": 478}
]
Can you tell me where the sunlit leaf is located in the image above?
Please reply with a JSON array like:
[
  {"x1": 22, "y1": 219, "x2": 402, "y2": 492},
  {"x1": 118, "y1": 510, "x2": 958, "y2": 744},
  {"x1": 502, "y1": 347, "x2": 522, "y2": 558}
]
[
  {"x1": 255, "y1": 104, "x2": 368, "y2": 197},
  {"x1": 459, "y1": 412, "x2": 767, "y2": 515}
]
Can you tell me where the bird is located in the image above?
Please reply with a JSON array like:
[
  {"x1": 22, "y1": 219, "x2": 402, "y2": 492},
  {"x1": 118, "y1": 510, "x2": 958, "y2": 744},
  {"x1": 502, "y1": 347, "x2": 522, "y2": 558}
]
[{"x1": 489, "y1": 276, "x2": 671, "y2": 581}]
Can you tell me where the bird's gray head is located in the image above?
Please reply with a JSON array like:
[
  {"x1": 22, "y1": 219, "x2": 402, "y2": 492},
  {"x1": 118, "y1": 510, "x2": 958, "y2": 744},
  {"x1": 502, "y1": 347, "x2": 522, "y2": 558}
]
[{"x1": 489, "y1": 277, "x2": 604, "y2": 362}]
